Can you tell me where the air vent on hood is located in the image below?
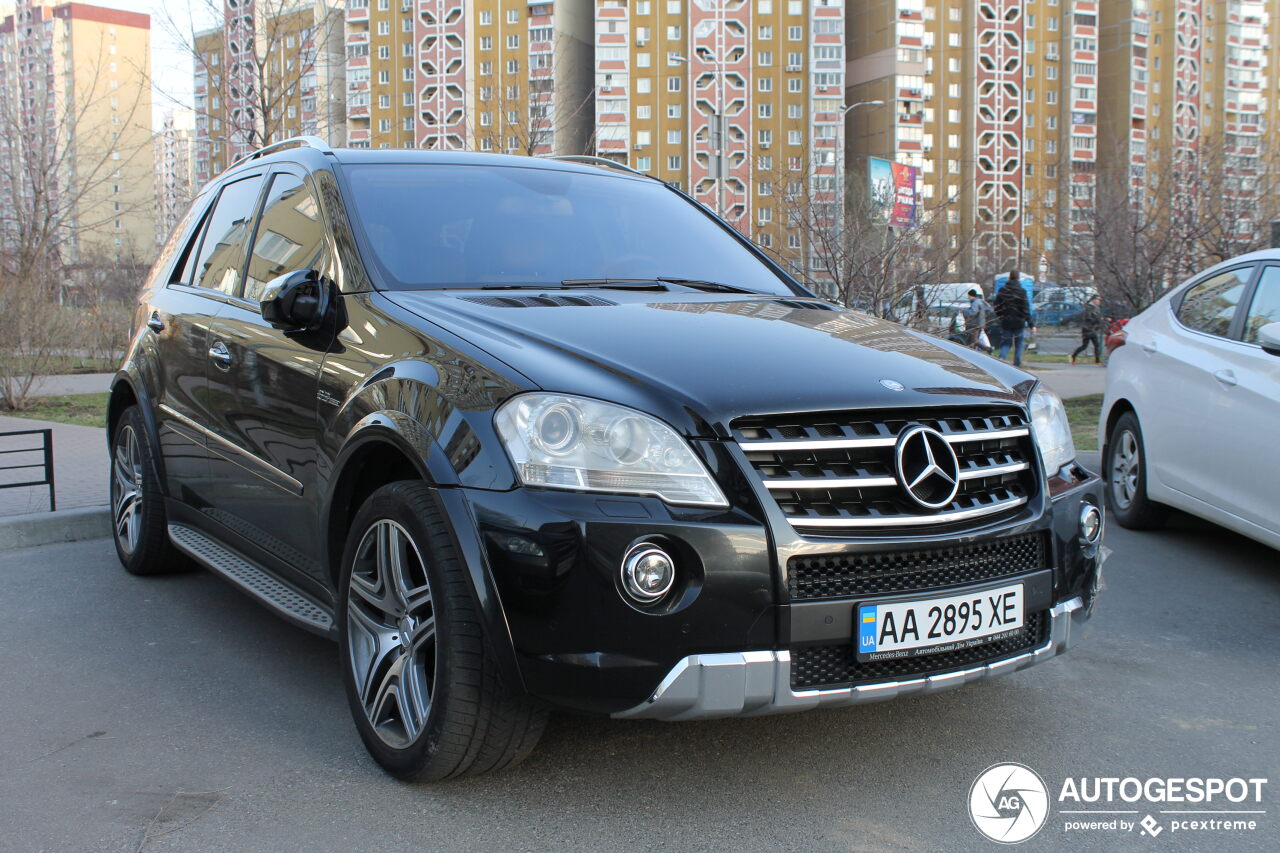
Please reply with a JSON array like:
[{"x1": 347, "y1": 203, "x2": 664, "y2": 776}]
[
  {"x1": 460, "y1": 294, "x2": 618, "y2": 308},
  {"x1": 774, "y1": 299, "x2": 837, "y2": 311}
]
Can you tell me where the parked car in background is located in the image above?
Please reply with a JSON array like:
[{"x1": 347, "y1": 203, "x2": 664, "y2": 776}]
[
  {"x1": 1100, "y1": 251, "x2": 1280, "y2": 549},
  {"x1": 889, "y1": 282, "x2": 980, "y2": 327},
  {"x1": 1035, "y1": 300, "x2": 1085, "y2": 326}
]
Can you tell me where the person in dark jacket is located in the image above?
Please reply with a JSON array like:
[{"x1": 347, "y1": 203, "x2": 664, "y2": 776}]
[
  {"x1": 1070, "y1": 294, "x2": 1105, "y2": 365},
  {"x1": 993, "y1": 272, "x2": 1035, "y2": 367}
]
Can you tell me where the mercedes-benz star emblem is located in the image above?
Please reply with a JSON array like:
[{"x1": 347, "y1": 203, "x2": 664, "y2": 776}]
[
  {"x1": 879, "y1": 378, "x2": 906, "y2": 392},
  {"x1": 894, "y1": 425, "x2": 961, "y2": 510}
]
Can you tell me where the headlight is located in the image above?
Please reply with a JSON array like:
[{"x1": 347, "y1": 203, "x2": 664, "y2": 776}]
[
  {"x1": 494, "y1": 394, "x2": 729, "y2": 507},
  {"x1": 1028, "y1": 386, "x2": 1076, "y2": 475}
]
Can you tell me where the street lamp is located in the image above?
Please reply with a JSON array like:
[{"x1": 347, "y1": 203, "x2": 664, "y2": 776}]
[
  {"x1": 669, "y1": 51, "x2": 726, "y2": 216},
  {"x1": 835, "y1": 100, "x2": 884, "y2": 235}
]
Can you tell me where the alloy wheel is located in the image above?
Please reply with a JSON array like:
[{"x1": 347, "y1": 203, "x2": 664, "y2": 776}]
[
  {"x1": 1110, "y1": 429, "x2": 1140, "y2": 510},
  {"x1": 111, "y1": 424, "x2": 143, "y2": 555},
  {"x1": 346, "y1": 519, "x2": 437, "y2": 749}
]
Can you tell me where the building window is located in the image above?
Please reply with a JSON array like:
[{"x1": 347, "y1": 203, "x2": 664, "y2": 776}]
[
  {"x1": 758, "y1": 78, "x2": 772, "y2": 92},
  {"x1": 667, "y1": 76, "x2": 681, "y2": 92},
  {"x1": 667, "y1": 130, "x2": 681, "y2": 144},
  {"x1": 758, "y1": 51, "x2": 772, "y2": 66},
  {"x1": 667, "y1": 104, "x2": 680, "y2": 118},
  {"x1": 507, "y1": 9, "x2": 518, "y2": 24},
  {"x1": 481, "y1": 36, "x2": 492, "y2": 50},
  {"x1": 480, "y1": 10, "x2": 491, "y2": 25},
  {"x1": 636, "y1": 156, "x2": 652, "y2": 170},
  {"x1": 758, "y1": 104, "x2": 772, "y2": 118},
  {"x1": 667, "y1": 155, "x2": 681, "y2": 170},
  {"x1": 507, "y1": 35, "x2": 519, "y2": 49}
]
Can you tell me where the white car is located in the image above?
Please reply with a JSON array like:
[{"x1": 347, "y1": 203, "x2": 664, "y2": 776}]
[{"x1": 1099, "y1": 251, "x2": 1280, "y2": 549}]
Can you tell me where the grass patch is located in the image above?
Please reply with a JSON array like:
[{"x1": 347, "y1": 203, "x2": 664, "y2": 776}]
[
  {"x1": 1064, "y1": 393, "x2": 1103, "y2": 452},
  {"x1": 5, "y1": 393, "x2": 109, "y2": 427}
]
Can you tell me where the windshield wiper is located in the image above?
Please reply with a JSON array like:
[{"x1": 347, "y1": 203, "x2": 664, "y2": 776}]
[
  {"x1": 560, "y1": 278, "x2": 670, "y2": 290},
  {"x1": 655, "y1": 277, "x2": 763, "y2": 295}
]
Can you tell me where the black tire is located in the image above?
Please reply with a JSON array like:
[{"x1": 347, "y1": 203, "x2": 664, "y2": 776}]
[
  {"x1": 338, "y1": 481, "x2": 547, "y2": 781},
  {"x1": 110, "y1": 405, "x2": 183, "y2": 575},
  {"x1": 1104, "y1": 411, "x2": 1169, "y2": 530}
]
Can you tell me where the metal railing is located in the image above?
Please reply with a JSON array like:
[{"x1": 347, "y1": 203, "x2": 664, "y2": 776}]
[{"x1": 0, "y1": 428, "x2": 56, "y2": 512}]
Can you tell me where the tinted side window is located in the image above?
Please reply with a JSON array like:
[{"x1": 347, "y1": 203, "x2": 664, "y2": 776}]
[
  {"x1": 243, "y1": 172, "x2": 328, "y2": 303},
  {"x1": 170, "y1": 203, "x2": 212, "y2": 286},
  {"x1": 1177, "y1": 267, "x2": 1252, "y2": 338},
  {"x1": 1243, "y1": 266, "x2": 1280, "y2": 344},
  {"x1": 191, "y1": 176, "x2": 264, "y2": 296}
]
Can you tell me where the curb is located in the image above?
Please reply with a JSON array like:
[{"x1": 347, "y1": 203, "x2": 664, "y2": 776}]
[{"x1": 0, "y1": 505, "x2": 111, "y2": 551}]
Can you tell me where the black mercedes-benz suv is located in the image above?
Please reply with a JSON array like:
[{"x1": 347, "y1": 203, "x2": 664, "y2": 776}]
[{"x1": 109, "y1": 137, "x2": 1104, "y2": 780}]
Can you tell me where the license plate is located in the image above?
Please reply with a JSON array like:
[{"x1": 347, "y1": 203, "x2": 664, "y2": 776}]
[{"x1": 856, "y1": 583, "x2": 1024, "y2": 661}]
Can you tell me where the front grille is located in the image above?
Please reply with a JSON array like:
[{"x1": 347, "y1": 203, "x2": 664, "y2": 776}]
[
  {"x1": 790, "y1": 612, "x2": 1047, "y2": 690},
  {"x1": 788, "y1": 532, "x2": 1047, "y2": 601},
  {"x1": 733, "y1": 406, "x2": 1038, "y2": 534}
]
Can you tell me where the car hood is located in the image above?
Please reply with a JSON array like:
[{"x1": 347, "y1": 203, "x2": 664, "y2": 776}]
[{"x1": 384, "y1": 290, "x2": 1035, "y2": 437}]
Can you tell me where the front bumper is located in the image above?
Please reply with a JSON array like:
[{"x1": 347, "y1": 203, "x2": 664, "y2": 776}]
[{"x1": 615, "y1": 595, "x2": 1087, "y2": 720}]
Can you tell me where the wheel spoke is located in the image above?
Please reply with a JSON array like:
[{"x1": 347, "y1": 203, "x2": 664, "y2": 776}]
[
  {"x1": 111, "y1": 426, "x2": 144, "y2": 555},
  {"x1": 347, "y1": 516, "x2": 437, "y2": 749},
  {"x1": 347, "y1": 604, "x2": 399, "y2": 707}
]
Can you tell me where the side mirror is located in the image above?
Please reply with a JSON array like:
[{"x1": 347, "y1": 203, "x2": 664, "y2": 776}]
[
  {"x1": 1258, "y1": 322, "x2": 1280, "y2": 357},
  {"x1": 260, "y1": 269, "x2": 331, "y2": 332}
]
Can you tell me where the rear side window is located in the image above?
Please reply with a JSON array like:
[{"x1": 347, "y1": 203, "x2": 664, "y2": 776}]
[
  {"x1": 191, "y1": 176, "x2": 265, "y2": 296},
  {"x1": 1243, "y1": 266, "x2": 1280, "y2": 344},
  {"x1": 1176, "y1": 267, "x2": 1251, "y2": 338},
  {"x1": 243, "y1": 172, "x2": 328, "y2": 303}
]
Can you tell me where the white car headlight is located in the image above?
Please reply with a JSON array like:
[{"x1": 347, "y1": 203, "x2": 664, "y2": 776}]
[
  {"x1": 1029, "y1": 386, "x2": 1076, "y2": 475},
  {"x1": 494, "y1": 393, "x2": 729, "y2": 507}
]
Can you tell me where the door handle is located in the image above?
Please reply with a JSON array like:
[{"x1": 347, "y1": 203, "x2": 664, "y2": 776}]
[
  {"x1": 1213, "y1": 369, "x2": 1238, "y2": 387},
  {"x1": 146, "y1": 312, "x2": 164, "y2": 333},
  {"x1": 1140, "y1": 341, "x2": 1157, "y2": 354},
  {"x1": 208, "y1": 340, "x2": 233, "y2": 370}
]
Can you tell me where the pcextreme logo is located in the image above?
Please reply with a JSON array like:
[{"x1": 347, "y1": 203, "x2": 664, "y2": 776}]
[{"x1": 968, "y1": 764, "x2": 1270, "y2": 844}]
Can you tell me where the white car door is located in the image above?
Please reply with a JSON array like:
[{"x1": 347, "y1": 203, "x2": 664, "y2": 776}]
[
  {"x1": 1213, "y1": 263, "x2": 1280, "y2": 536},
  {"x1": 1141, "y1": 264, "x2": 1257, "y2": 507}
]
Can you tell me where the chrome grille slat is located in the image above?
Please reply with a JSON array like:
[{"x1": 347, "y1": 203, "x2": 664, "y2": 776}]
[
  {"x1": 783, "y1": 494, "x2": 1028, "y2": 528},
  {"x1": 732, "y1": 407, "x2": 1039, "y2": 533}
]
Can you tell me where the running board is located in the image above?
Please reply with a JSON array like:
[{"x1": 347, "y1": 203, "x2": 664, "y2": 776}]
[{"x1": 168, "y1": 523, "x2": 334, "y2": 636}]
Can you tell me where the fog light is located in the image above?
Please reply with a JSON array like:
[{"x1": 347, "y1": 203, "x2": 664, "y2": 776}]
[
  {"x1": 621, "y1": 544, "x2": 675, "y2": 602},
  {"x1": 1080, "y1": 503, "x2": 1103, "y2": 544}
]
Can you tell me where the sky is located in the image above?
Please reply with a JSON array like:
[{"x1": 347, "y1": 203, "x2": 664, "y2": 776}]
[{"x1": 107, "y1": 1, "x2": 220, "y2": 128}]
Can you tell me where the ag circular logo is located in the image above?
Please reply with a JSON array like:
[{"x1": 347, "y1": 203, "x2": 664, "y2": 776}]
[{"x1": 969, "y1": 763, "x2": 1050, "y2": 844}]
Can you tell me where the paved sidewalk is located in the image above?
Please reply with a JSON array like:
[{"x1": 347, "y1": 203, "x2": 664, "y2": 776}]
[
  {"x1": 28, "y1": 372, "x2": 114, "y2": 397},
  {"x1": 0, "y1": 414, "x2": 106, "y2": 517},
  {"x1": 1023, "y1": 361, "x2": 1107, "y2": 399}
]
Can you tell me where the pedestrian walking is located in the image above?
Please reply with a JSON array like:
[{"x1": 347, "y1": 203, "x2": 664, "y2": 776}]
[
  {"x1": 993, "y1": 271, "x2": 1035, "y2": 367},
  {"x1": 1070, "y1": 294, "x2": 1106, "y2": 365},
  {"x1": 961, "y1": 288, "x2": 993, "y2": 351}
]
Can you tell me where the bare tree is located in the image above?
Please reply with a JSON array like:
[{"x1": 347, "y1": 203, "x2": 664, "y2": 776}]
[
  {"x1": 1061, "y1": 135, "x2": 1280, "y2": 315},
  {"x1": 0, "y1": 26, "x2": 151, "y2": 410},
  {"x1": 756, "y1": 150, "x2": 972, "y2": 322},
  {"x1": 160, "y1": 0, "x2": 345, "y2": 157},
  {"x1": 466, "y1": 36, "x2": 595, "y2": 156}
]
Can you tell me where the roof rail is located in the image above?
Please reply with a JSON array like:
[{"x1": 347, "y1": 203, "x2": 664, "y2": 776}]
[
  {"x1": 542, "y1": 154, "x2": 653, "y2": 179},
  {"x1": 230, "y1": 135, "x2": 334, "y2": 169}
]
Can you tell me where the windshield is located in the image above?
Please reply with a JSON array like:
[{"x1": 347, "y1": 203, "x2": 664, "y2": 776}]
[{"x1": 341, "y1": 163, "x2": 796, "y2": 295}]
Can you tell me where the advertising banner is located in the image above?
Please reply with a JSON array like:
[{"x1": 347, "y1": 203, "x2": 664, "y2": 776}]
[{"x1": 869, "y1": 156, "x2": 918, "y2": 227}]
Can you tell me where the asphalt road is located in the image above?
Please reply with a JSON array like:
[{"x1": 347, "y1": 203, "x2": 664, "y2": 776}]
[{"x1": 2, "y1": 462, "x2": 1276, "y2": 852}]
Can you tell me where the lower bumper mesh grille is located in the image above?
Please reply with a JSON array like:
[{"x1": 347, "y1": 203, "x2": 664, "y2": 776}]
[
  {"x1": 790, "y1": 612, "x2": 1047, "y2": 690},
  {"x1": 787, "y1": 532, "x2": 1047, "y2": 601}
]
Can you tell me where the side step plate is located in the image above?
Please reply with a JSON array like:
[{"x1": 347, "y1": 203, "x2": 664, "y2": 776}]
[{"x1": 168, "y1": 523, "x2": 334, "y2": 635}]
